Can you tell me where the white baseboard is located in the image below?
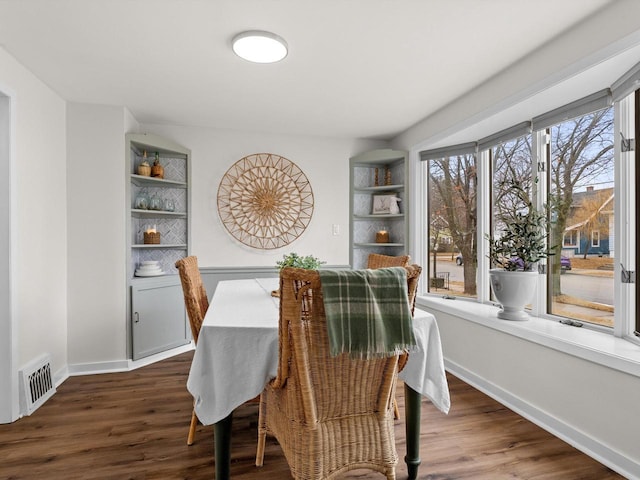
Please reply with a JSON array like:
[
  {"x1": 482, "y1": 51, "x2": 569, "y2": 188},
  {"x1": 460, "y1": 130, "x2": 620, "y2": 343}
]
[
  {"x1": 445, "y1": 359, "x2": 639, "y2": 480},
  {"x1": 53, "y1": 365, "x2": 69, "y2": 389},
  {"x1": 67, "y1": 343, "x2": 195, "y2": 377}
]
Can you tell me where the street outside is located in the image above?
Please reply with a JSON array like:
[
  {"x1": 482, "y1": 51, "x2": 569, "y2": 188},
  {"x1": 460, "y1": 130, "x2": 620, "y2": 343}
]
[{"x1": 429, "y1": 255, "x2": 614, "y2": 327}]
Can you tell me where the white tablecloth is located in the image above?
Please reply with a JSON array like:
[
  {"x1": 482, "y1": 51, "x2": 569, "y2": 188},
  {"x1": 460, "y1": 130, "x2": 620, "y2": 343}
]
[{"x1": 187, "y1": 278, "x2": 450, "y2": 425}]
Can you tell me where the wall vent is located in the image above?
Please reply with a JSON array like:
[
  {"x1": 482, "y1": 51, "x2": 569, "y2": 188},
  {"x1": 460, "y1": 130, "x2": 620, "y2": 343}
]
[{"x1": 19, "y1": 354, "x2": 56, "y2": 415}]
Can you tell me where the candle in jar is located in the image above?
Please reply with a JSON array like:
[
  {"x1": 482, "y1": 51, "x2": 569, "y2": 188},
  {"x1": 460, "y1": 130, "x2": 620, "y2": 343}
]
[{"x1": 375, "y1": 228, "x2": 390, "y2": 243}]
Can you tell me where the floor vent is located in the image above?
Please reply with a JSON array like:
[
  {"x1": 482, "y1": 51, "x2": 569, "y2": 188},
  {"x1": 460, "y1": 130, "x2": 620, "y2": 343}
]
[{"x1": 19, "y1": 354, "x2": 56, "y2": 415}]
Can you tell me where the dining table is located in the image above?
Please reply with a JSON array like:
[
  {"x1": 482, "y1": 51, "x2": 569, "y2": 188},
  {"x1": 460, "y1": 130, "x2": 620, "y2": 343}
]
[{"x1": 187, "y1": 277, "x2": 450, "y2": 480}]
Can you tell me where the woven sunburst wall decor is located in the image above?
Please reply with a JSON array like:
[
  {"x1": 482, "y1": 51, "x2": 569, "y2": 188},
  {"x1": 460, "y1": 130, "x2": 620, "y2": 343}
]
[{"x1": 217, "y1": 153, "x2": 314, "y2": 249}]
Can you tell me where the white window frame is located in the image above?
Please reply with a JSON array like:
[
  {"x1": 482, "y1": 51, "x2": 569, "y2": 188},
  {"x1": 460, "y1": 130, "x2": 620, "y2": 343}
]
[
  {"x1": 614, "y1": 91, "x2": 636, "y2": 342},
  {"x1": 591, "y1": 230, "x2": 600, "y2": 248}
]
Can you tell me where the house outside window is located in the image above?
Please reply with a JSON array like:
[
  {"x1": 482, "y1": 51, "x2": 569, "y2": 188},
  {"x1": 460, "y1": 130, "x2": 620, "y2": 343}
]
[{"x1": 564, "y1": 186, "x2": 613, "y2": 257}]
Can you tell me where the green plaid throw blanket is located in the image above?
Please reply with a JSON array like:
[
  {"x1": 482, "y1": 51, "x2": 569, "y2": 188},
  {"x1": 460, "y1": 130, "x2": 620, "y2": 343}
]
[{"x1": 318, "y1": 267, "x2": 416, "y2": 359}]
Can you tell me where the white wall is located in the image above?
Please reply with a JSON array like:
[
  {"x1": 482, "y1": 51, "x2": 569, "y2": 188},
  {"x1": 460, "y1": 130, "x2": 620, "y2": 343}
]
[
  {"x1": 0, "y1": 47, "x2": 67, "y2": 401},
  {"x1": 0, "y1": 90, "x2": 14, "y2": 422},
  {"x1": 431, "y1": 308, "x2": 640, "y2": 477},
  {"x1": 143, "y1": 123, "x2": 385, "y2": 268},
  {"x1": 66, "y1": 103, "x2": 133, "y2": 366},
  {"x1": 62, "y1": 118, "x2": 383, "y2": 369}
]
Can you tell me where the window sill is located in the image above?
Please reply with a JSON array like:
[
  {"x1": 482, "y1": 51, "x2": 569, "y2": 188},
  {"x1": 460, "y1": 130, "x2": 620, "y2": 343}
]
[{"x1": 416, "y1": 295, "x2": 640, "y2": 379}]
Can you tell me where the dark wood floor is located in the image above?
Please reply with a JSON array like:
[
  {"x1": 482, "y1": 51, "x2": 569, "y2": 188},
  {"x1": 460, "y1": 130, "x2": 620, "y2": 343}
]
[{"x1": 0, "y1": 351, "x2": 622, "y2": 480}]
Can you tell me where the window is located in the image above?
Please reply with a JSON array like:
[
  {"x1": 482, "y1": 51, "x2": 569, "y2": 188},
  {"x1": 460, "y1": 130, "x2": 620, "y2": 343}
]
[
  {"x1": 422, "y1": 144, "x2": 477, "y2": 298},
  {"x1": 486, "y1": 130, "x2": 533, "y2": 303},
  {"x1": 420, "y1": 85, "x2": 638, "y2": 339},
  {"x1": 545, "y1": 105, "x2": 615, "y2": 327},
  {"x1": 563, "y1": 230, "x2": 578, "y2": 247}
]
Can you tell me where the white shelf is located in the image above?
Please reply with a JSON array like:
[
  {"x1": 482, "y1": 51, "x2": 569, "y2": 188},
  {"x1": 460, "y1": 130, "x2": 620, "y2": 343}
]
[
  {"x1": 354, "y1": 184, "x2": 404, "y2": 193},
  {"x1": 349, "y1": 149, "x2": 409, "y2": 269},
  {"x1": 132, "y1": 244, "x2": 187, "y2": 249},
  {"x1": 354, "y1": 214, "x2": 404, "y2": 219},
  {"x1": 131, "y1": 209, "x2": 187, "y2": 219},
  {"x1": 354, "y1": 243, "x2": 404, "y2": 247},
  {"x1": 130, "y1": 173, "x2": 187, "y2": 188}
]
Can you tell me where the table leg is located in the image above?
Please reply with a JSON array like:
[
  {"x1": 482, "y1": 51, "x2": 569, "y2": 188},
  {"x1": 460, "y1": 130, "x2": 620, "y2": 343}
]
[
  {"x1": 214, "y1": 412, "x2": 233, "y2": 480},
  {"x1": 404, "y1": 384, "x2": 421, "y2": 480}
]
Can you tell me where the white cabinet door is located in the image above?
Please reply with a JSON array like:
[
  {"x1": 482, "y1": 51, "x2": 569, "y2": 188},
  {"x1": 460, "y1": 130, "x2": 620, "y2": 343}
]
[{"x1": 131, "y1": 280, "x2": 188, "y2": 360}]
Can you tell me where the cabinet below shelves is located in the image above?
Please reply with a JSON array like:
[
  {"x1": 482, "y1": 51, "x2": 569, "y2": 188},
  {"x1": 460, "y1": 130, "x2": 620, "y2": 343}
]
[{"x1": 131, "y1": 279, "x2": 188, "y2": 360}]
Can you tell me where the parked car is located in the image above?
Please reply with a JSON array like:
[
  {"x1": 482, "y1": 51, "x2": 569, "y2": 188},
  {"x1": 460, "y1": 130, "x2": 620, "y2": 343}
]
[{"x1": 455, "y1": 254, "x2": 571, "y2": 270}]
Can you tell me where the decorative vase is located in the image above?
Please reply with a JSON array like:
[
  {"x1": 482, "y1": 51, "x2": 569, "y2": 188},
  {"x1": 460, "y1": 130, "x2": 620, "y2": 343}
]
[
  {"x1": 151, "y1": 152, "x2": 164, "y2": 178},
  {"x1": 151, "y1": 165, "x2": 164, "y2": 178},
  {"x1": 163, "y1": 198, "x2": 175, "y2": 212},
  {"x1": 137, "y1": 164, "x2": 151, "y2": 176},
  {"x1": 134, "y1": 193, "x2": 149, "y2": 210},
  {"x1": 138, "y1": 149, "x2": 151, "y2": 176},
  {"x1": 488, "y1": 269, "x2": 538, "y2": 321},
  {"x1": 149, "y1": 195, "x2": 162, "y2": 211}
]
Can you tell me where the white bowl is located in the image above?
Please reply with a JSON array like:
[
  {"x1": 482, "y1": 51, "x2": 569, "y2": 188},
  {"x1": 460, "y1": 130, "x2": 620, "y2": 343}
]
[{"x1": 135, "y1": 269, "x2": 164, "y2": 277}]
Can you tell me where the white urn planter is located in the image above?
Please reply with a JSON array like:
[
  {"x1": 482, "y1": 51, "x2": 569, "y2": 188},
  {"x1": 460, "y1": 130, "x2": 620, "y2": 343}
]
[{"x1": 489, "y1": 269, "x2": 538, "y2": 321}]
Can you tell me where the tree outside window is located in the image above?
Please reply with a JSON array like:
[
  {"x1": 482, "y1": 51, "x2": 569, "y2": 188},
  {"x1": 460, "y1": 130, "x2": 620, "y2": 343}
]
[
  {"x1": 428, "y1": 154, "x2": 477, "y2": 297},
  {"x1": 491, "y1": 136, "x2": 532, "y2": 247}
]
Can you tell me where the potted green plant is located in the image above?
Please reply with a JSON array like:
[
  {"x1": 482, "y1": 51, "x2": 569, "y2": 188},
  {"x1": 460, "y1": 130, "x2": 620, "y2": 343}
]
[
  {"x1": 276, "y1": 252, "x2": 325, "y2": 270},
  {"x1": 485, "y1": 180, "x2": 555, "y2": 320},
  {"x1": 272, "y1": 253, "x2": 326, "y2": 297}
]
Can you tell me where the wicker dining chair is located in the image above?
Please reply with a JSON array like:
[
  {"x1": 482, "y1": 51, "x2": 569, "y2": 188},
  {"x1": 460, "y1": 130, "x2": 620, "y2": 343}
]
[
  {"x1": 255, "y1": 265, "x2": 420, "y2": 480},
  {"x1": 175, "y1": 256, "x2": 262, "y2": 447},
  {"x1": 175, "y1": 256, "x2": 210, "y2": 446},
  {"x1": 366, "y1": 253, "x2": 410, "y2": 270}
]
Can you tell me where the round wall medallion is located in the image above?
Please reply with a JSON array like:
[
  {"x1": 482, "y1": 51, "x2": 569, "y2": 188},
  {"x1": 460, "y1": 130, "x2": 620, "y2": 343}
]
[{"x1": 217, "y1": 153, "x2": 314, "y2": 249}]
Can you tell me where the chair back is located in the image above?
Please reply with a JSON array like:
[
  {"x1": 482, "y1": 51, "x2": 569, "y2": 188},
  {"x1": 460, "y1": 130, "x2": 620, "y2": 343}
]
[
  {"x1": 175, "y1": 256, "x2": 209, "y2": 344},
  {"x1": 366, "y1": 253, "x2": 410, "y2": 269},
  {"x1": 406, "y1": 264, "x2": 422, "y2": 314},
  {"x1": 275, "y1": 267, "x2": 415, "y2": 425}
]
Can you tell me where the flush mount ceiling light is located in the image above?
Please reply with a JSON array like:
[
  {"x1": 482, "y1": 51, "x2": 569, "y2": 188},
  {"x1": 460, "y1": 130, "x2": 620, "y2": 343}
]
[{"x1": 232, "y1": 30, "x2": 288, "y2": 63}]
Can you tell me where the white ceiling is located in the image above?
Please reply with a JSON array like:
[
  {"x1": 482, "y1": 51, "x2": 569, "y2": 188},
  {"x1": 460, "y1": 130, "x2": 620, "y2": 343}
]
[{"x1": 0, "y1": 0, "x2": 617, "y2": 140}]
